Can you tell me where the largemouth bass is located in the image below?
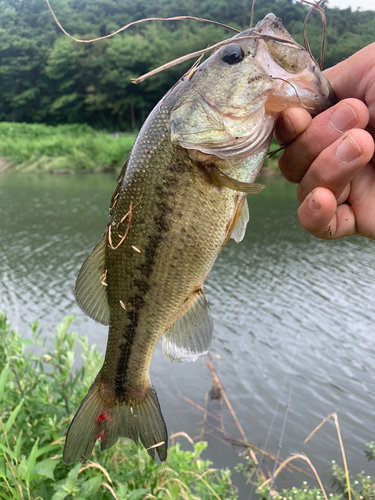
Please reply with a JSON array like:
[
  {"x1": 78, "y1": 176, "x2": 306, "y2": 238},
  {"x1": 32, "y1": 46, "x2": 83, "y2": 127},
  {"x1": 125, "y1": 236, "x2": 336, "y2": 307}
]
[{"x1": 63, "y1": 14, "x2": 335, "y2": 464}]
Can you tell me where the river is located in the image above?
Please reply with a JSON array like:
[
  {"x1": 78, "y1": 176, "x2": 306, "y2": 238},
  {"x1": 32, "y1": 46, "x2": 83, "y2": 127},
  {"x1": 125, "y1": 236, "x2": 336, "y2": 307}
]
[{"x1": 1, "y1": 171, "x2": 374, "y2": 496}]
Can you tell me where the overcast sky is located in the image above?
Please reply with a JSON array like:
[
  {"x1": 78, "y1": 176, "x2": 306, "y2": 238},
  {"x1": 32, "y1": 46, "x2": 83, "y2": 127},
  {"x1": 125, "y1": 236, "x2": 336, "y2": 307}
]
[{"x1": 327, "y1": 0, "x2": 375, "y2": 10}]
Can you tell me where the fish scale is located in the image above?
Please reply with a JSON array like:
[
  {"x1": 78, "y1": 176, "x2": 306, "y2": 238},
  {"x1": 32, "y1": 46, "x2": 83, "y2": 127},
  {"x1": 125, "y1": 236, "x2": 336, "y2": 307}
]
[
  {"x1": 63, "y1": 13, "x2": 335, "y2": 464},
  {"x1": 103, "y1": 98, "x2": 235, "y2": 381}
]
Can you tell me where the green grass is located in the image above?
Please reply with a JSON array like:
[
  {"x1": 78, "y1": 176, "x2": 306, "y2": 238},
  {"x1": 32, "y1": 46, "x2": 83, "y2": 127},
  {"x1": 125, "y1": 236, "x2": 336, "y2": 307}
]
[{"x1": 0, "y1": 123, "x2": 136, "y2": 174}]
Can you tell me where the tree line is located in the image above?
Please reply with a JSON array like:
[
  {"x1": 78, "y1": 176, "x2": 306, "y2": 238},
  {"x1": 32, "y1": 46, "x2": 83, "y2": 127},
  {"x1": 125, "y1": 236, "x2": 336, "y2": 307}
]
[{"x1": 0, "y1": 0, "x2": 374, "y2": 130}]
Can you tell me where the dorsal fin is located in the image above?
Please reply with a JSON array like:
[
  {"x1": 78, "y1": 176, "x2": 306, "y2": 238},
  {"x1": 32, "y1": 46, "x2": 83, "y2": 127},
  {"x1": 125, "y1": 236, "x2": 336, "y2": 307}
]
[
  {"x1": 231, "y1": 197, "x2": 250, "y2": 243},
  {"x1": 162, "y1": 288, "x2": 213, "y2": 363},
  {"x1": 75, "y1": 230, "x2": 110, "y2": 325}
]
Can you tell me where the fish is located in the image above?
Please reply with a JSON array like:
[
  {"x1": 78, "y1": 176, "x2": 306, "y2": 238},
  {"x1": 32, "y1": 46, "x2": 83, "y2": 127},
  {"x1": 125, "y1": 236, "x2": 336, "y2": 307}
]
[{"x1": 63, "y1": 13, "x2": 335, "y2": 464}]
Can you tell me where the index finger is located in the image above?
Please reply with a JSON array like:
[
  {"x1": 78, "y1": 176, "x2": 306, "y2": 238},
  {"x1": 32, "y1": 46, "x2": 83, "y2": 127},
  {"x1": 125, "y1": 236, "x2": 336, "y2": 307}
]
[
  {"x1": 278, "y1": 98, "x2": 369, "y2": 183},
  {"x1": 323, "y1": 42, "x2": 375, "y2": 128},
  {"x1": 274, "y1": 106, "x2": 312, "y2": 146}
]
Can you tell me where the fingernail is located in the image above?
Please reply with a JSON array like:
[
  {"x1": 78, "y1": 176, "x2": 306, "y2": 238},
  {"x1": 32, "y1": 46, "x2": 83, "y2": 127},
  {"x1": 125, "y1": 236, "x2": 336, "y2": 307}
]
[
  {"x1": 282, "y1": 113, "x2": 296, "y2": 135},
  {"x1": 336, "y1": 133, "x2": 362, "y2": 162},
  {"x1": 308, "y1": 191, "x2": 321, "y2": 212},
  {"x1": 329, "y1": 102, "x2": 359, "y2": 133}
]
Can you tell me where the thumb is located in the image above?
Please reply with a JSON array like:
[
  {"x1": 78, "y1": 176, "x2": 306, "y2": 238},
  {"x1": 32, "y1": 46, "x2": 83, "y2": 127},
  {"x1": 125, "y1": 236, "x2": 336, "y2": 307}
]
[{"x1": 324, "y1": 42, "x2": 375, "y2": 128}]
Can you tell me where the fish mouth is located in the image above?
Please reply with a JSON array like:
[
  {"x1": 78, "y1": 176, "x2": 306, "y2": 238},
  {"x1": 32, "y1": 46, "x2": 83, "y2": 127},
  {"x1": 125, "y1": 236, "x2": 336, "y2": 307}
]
[
  {"x1": 251, "y1": 14, "x2": 336, "y2": 115},
  {"x1": 263, "y1": 66, "x2": 336, "y2": 115},
  {"x1": 314, "y1": 70, "x2": 337, "y2": 111}
]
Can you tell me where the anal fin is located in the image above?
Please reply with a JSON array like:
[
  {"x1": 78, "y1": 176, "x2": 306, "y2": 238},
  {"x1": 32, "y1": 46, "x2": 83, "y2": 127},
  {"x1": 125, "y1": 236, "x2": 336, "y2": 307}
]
[
  {"x1": 162, "y1": 288, "x2": 213, "y2": 363},
  {"x1": 75, "y1": 230, "x2": 110, "y2": 325}
]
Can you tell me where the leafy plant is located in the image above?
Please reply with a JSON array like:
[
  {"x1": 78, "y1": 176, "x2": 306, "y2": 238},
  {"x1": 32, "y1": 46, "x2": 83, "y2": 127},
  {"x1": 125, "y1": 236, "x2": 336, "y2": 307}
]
[
  {"x1": 235, "y1": 444, "x2": 375, "y2": 500},
  {"x1": 364, "y1": 442, "x2": 375, "y2": 462},
  {"x1": 0, "y1": 312, "x2": 237, "y2": 499},
  {"x1": 331, "y1": 461, "x2": 375, "y2": 500}
]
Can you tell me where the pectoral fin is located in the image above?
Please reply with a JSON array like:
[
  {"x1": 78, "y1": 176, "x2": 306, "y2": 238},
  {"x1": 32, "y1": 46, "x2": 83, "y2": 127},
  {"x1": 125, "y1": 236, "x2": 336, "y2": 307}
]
[
  {"x1": 75, "y1": 231, "x2": 110, "y2": 325},
  {"x1": 162, "y1": 288, "x2": 213, "y2": 363},
  {"x1": 231, "y1": 197, "x2": 250, "y2": 243},
  {"x1": 210, "y1": 165, "x2": 265, "y2": 193}
]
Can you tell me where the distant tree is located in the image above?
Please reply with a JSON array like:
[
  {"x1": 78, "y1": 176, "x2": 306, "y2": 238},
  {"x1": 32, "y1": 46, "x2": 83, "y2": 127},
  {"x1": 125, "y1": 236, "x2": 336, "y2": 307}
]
[{"x1": 0, "y1": 0, "x2": 373, "y2": 128}]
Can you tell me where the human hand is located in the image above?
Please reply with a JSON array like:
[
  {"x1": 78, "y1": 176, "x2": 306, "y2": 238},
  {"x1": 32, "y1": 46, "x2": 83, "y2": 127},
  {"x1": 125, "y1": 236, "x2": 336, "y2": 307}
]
[{"x1": 275, "y1": 43, "x2": 375, "y2": 240}]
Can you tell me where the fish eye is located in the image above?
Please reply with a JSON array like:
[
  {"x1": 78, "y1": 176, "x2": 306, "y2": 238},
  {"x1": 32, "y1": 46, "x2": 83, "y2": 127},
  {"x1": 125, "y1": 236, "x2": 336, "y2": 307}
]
[{"x1": 221, "y1": 44, "x2": 245, "y2": 65}]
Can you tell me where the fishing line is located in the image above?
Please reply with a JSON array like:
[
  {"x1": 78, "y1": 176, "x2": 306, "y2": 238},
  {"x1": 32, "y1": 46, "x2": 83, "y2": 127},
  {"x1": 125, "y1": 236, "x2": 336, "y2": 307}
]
[
  {"x1": 248, "y1": 331, "x2": 303, "y2": 500},
  {"x1": 248, "y1": 359, "x2": 290, "y2": 500},
  {"x1": 301, "y1": 0, "x2": 327, "y2": 70},
  {"x1": 249, "y1": 0, "x2": 257, "y2": 28},
  {"x1": 266, "y1": 332, "x2": 302, "y2": 500}
]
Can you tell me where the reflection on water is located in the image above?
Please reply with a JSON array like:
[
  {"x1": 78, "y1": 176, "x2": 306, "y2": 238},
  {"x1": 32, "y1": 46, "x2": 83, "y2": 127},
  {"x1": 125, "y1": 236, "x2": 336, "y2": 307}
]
[{"x1": 1, "y1": 172, "x2": 374, "y2": 493}]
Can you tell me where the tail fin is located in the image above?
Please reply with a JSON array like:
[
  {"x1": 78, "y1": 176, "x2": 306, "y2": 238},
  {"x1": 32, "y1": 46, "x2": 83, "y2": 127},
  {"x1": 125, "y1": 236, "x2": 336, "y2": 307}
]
[{"x1": 62, "y1": 378, "x2": 168, "y2": 464}]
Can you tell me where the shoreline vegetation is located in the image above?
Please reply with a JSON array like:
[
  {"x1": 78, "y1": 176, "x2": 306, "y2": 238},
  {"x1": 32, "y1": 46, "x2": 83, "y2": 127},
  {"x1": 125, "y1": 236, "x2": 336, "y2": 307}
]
[
  {"x1": 0, "y1": 312, "x2": 374, "y2": 499},
  {"x1": 0, "y1": 123, "x2": 136, "y2": 174},
  {"x1": 0, "y1": 122, "x2": 281, "y2": 175}
]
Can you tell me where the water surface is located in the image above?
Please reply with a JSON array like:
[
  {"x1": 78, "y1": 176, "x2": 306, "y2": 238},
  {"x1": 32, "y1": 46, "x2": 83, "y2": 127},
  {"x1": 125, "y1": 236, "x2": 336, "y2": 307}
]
[{"x1": 1, "y1": 172, "x2": 374, "y2": 495}]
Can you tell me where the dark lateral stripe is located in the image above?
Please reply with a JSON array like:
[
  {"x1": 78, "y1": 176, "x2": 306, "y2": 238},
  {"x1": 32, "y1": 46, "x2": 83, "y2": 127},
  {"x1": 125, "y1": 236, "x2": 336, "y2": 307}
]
[{"x1": 114, "y1": 197, "x2": 172, "y2": 397}]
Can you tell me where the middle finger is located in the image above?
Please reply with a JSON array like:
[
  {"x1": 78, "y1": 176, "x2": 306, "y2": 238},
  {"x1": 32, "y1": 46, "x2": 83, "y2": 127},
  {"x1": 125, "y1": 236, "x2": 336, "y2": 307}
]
[{"x1": 297, "y1": 128, "x2": 374, "y2": 202}]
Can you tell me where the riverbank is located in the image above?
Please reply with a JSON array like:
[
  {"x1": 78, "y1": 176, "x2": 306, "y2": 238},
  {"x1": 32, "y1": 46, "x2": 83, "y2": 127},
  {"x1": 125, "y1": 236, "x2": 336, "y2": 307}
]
[
  {"x1": 0, "y1": 122, "x2": 281, "y2": 174},
  {"x1": 0, "y1": 122, "x2": 136, "y2": 174}
]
